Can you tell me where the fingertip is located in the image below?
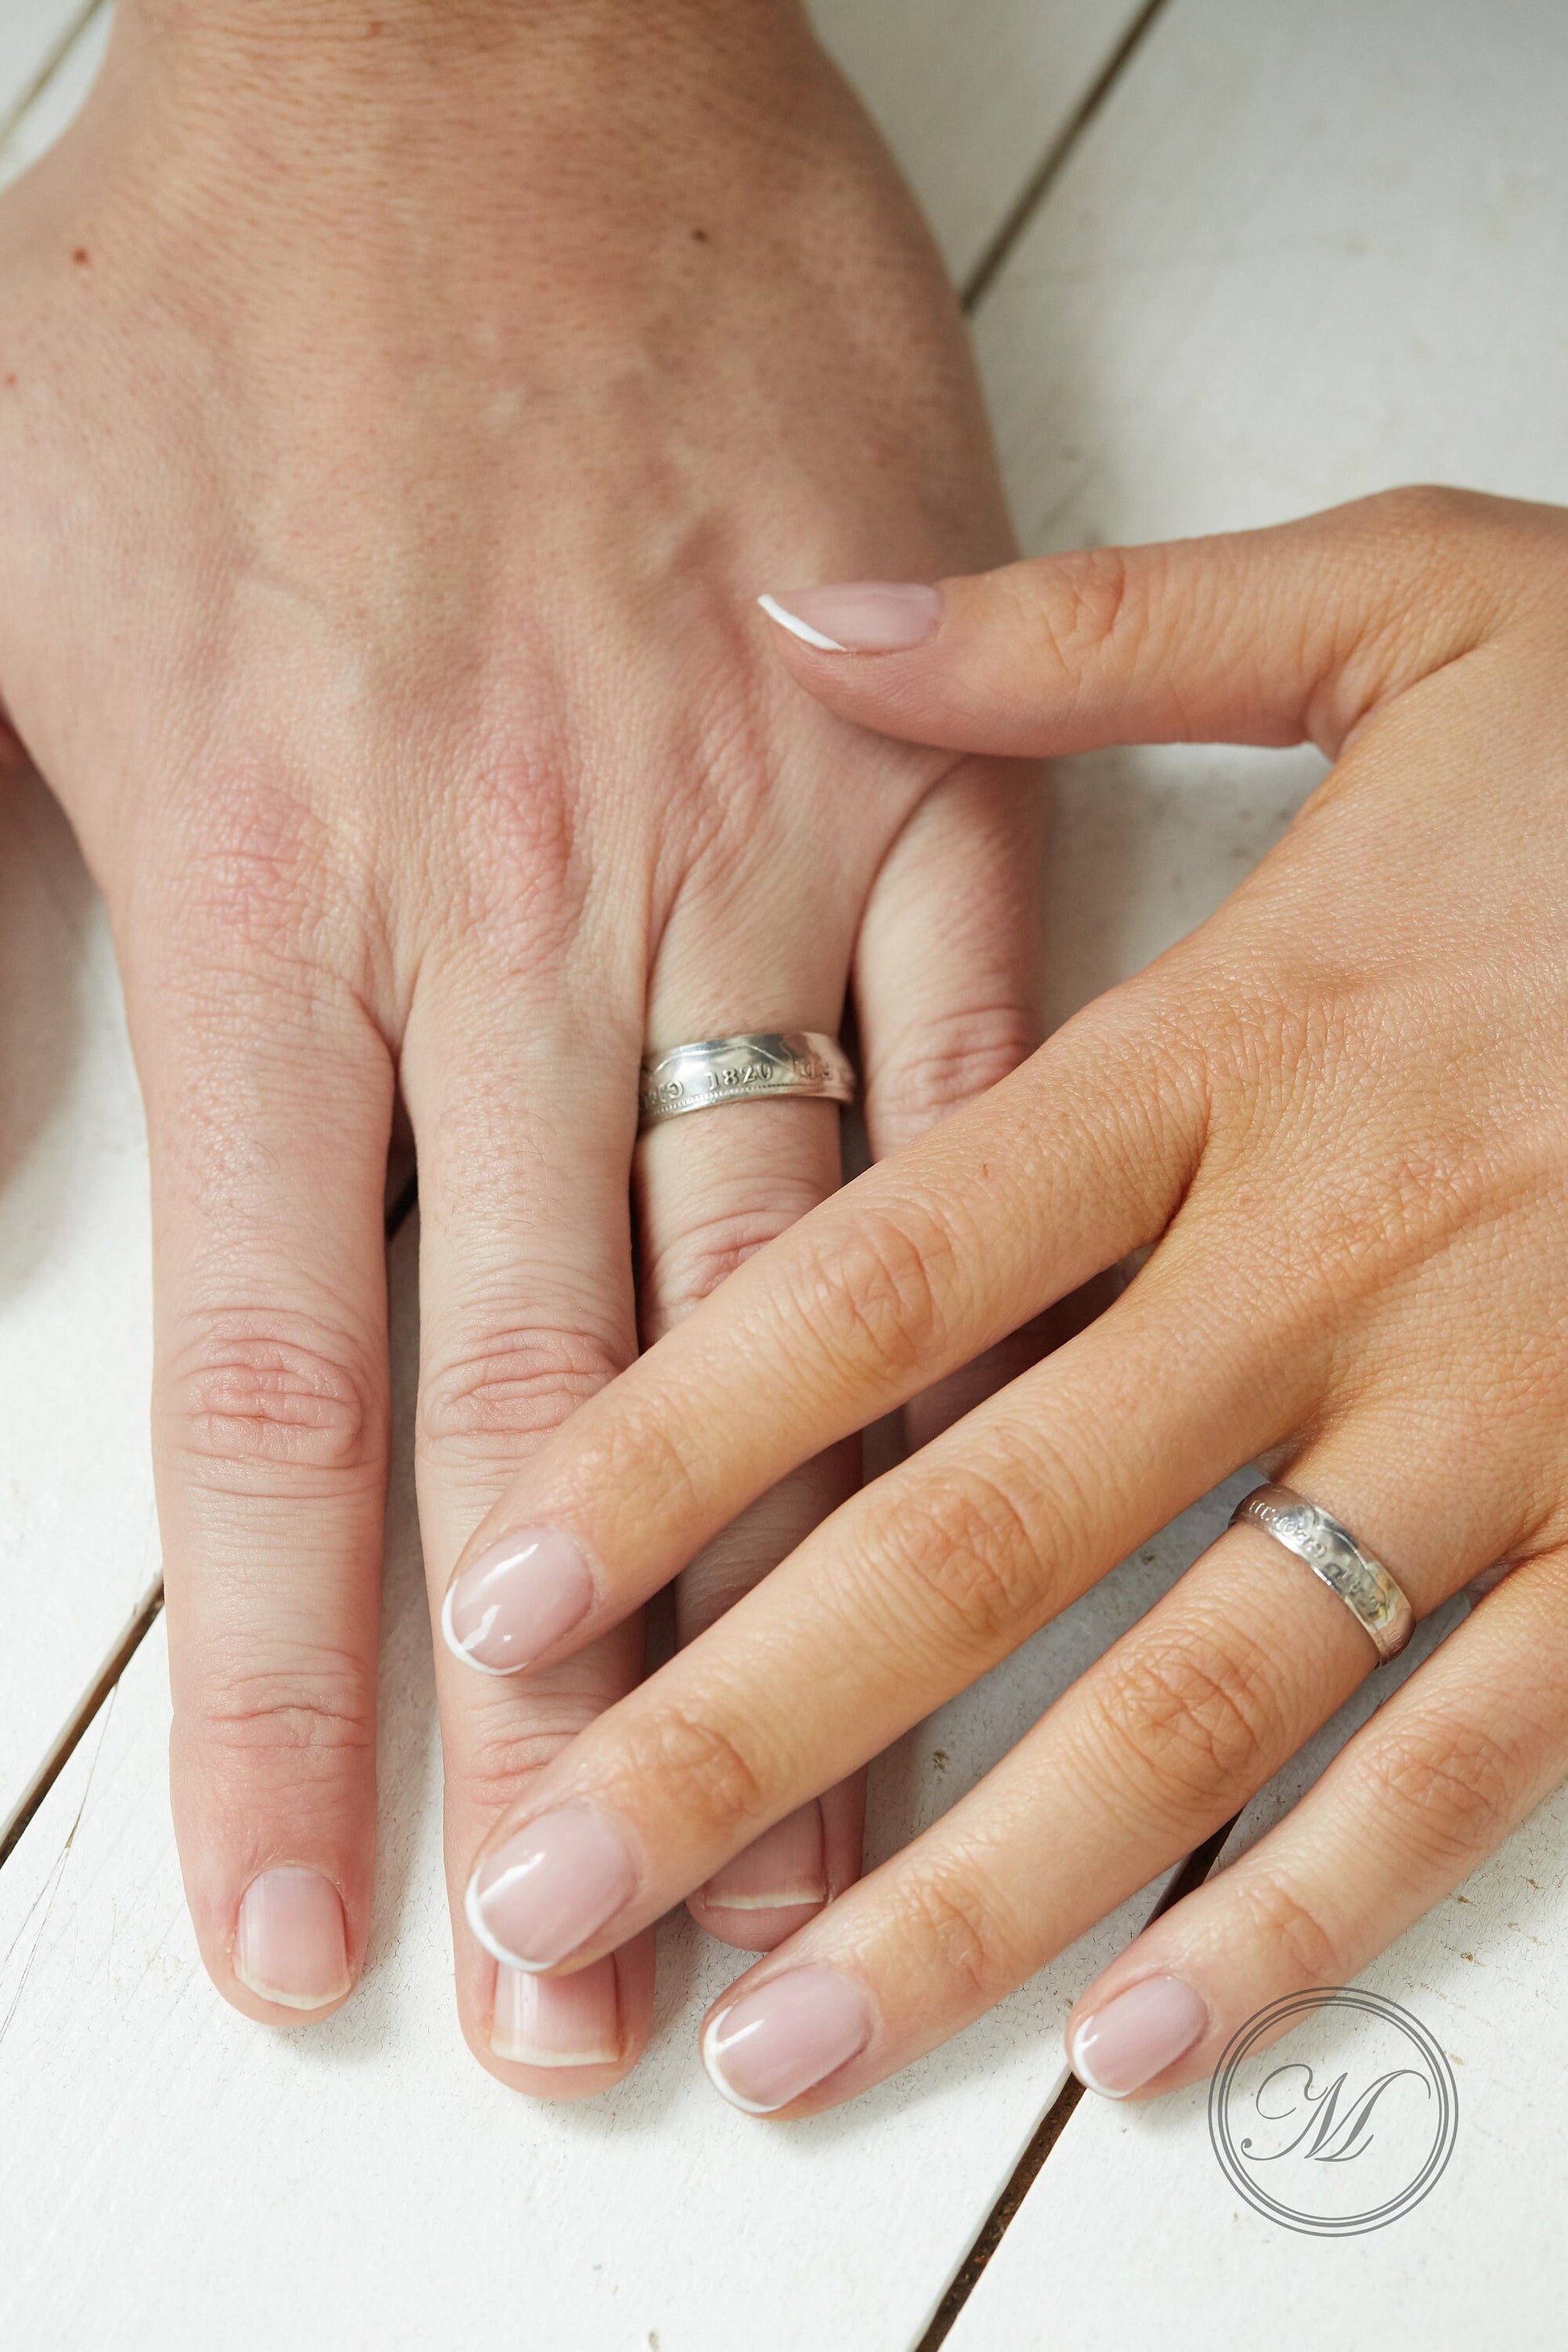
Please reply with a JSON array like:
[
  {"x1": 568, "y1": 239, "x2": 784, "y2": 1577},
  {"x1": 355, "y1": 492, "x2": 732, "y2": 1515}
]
[{"x1": 469, "y1": 1944, "x2": 653, "y2": 2101}]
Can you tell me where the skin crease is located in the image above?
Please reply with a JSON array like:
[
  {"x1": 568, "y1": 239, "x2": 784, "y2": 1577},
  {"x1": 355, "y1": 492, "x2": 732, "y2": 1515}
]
[
  {"x1": 431, "y1": 489, "x2": 1568, "y2": 2111},
  {"x1": 0, "y1": 0, "x2": 1046, "y2": 2090}
]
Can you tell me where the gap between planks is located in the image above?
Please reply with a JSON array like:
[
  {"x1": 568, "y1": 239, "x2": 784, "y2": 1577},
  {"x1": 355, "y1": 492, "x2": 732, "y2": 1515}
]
[{"x1": 0, "y1": 0, "x2": 102, "y2": 148}]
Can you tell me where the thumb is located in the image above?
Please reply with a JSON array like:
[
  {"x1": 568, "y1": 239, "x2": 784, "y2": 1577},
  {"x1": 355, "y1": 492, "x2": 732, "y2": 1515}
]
[{"x1": 759, "y1": 487, "x2": 1535, "y2": 762}]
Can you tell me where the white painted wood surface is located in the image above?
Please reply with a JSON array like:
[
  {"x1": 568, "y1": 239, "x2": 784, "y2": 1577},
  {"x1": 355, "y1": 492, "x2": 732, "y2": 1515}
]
[
  {"x1": 948, "y1": 0, "x2": 1568, "y2": 2336},
  {"x1": 811, "y1": 0, "x2": 1151, "y2": 285},
  {"x1": 0, "y1": 0, "x2": 93, "y2": 139},
  {"x1": 0, "y1": 0, "x2": 106, "y2": 186}
]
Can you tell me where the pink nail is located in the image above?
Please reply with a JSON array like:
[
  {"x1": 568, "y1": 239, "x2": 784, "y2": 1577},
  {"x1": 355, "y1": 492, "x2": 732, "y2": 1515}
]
[
  {"x1": 758, "y1": 583, "x2": 941, "y2": 653},
  {"x1": 702, "y1": 1964, "x2": 873, "y2": 2113},
  {"x1": 234, "y1": 1867, "x2": 352, "y2": 2010},
  {"x1": 492, "y1": 1955, "x2": 622, "y2": 2068},
  {"x1": 1069, "y1": 1976, "x2": 1209, "y2": 2097},
  {"x1": 442, "y1": 1525, "x2": 595, "y2": 1677},
  {"x1": 703, "y1": 1801, "x2": 828, "y2": 1914},
  {"x1": 466, "y1": 1804, "x2": 637, "y2": 1969}
]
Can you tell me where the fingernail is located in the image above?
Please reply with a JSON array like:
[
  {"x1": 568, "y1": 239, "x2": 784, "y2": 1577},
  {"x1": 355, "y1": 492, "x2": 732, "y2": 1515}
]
[
  {"x1": 466, "y1": 1804, "x2": 637, "y2": 1969},
  {"x1": 492, "y1": 1955, "x2": 622, "y2": 2068},
  {"x1": 703, "y1": 1801, "x2": 828, "y2": 1913},
  {"x1": 234, "y1": 1867, "x2": 352, "y2": 2010},
  {"x1": 442, "y1": 1525, "x2": 595, "y2": 1677},
  {"x1": 758, "y1": 583, "x2": 941, "y2": 653},
  {"x1": 702, "y1": 1964, "x2": 873, "y2": 2113},
  {"x1": 1069, "y1": 1976, "x2": 1209, "y2": 2097}
]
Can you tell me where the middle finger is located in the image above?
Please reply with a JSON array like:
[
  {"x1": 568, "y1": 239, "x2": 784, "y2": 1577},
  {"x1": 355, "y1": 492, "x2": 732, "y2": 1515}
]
[{"x1": 454, "y1": 1238, "x2": 1301, "y2": 1975}]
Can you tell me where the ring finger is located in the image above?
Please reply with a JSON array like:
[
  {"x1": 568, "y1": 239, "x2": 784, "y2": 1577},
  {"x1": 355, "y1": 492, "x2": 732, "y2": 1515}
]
[{"x1": 693, "y1": 1422, "x2": 1528, "y2": 2113}]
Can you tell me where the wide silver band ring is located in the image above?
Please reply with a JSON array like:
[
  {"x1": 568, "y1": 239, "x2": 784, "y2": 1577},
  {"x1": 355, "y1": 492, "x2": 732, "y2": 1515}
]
[
  {"x1": 1231, "y1": 1483, "x2": 1416, "y2": 1663},
  {"x1": 639, "y1": 1031, "x2": 857, "y2": 1129}
]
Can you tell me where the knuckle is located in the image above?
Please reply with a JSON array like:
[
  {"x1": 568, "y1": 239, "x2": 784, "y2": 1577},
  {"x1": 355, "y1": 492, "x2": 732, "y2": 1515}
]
[
  {"x1": 786, "y1": 1197, "x2": 959, "y2": 1388},
  {"x1": 897, "y1": 1867, "x2": 1015, "y2": 2006},
  {"x1": 1007, "y1": 543, "x2": 1138, "y2": 684},
  {"x1": 1229, "y1": 1868, "x2": 1340, "y2": 1982},
  {"x1": 1102, "y1": 1628, "x2": 1283, "y2": 1810},
  {"x1": 1356, "y1": 1715, "x2": 1520, "y2": 1869},
  {"x1": 458, "y1": 1689, "x2": 615, "y2": 1806},
  {"x1": 869, "y1": 1004, "x2": 1036, "y2": 1147},
  {"x1": 148, "y1": 771, "x2": 352, "y2": 977},
  {"x1": 859, "y1": 1462, "x2": 1048, "y2": 1661},
  {"x1": 642, "y1": 1192, "x2": 826, "y2": 1328},
  {"x1": 611, "y1": 1703, "x2": 766, "y2": 1844},
  {"x1": 163, "y1": 1310, "x2": 385, "y2": 1486},
  {"x1": 181, "y1": 1652, "x2": 375, "y2": 1774},
  {"x1": 418, "y1": 1323, "x2": 627, "y2": 1454}
]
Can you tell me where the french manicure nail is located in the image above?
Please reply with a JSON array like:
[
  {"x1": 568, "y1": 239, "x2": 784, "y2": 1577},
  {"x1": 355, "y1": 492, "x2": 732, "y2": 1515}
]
[
  {"x1": 492, "y1": 1955, "x2": 622, "y2": 2068},
  {"x1": 234, "y1": 1867, "x2": 352, "y2": 2010},
  {"x1": 466, "y1": 1804, "x2": 637, "y2": 1970},
  {"x1": 702, "y1": 1964, "x2": 873, "y2": 2113},
  {"x1": 1069, "y1": 1976, "x2": 1209, "y2": 2097},
  {"x1": 703, "y1": 1801, "x2": 828, "y2": 1914},
  {"x1": 442, "y1": 1525, "x2": 595, "y2": 1676},
  {"x1": 757, "y1": 582, "x2": 942, "y2": 653}
]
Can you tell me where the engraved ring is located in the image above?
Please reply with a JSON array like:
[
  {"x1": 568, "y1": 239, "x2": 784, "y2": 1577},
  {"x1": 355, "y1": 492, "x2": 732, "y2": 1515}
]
[
  {"x1": 1230, "y1": 1483, "x2": 1416, "y2": 1664},
  {"x1": 638, "y1": 1031, "x2": 857, "y2": 1129}
]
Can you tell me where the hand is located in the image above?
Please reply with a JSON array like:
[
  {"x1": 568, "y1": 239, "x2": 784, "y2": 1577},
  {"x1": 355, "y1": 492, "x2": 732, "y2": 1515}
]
[
  {"x1": 0, "y1": 0, "x2": 1039, "y2": 2085},
  {"x1": 433, "y1": 486, "x2": 1568, "y2": 2111}
]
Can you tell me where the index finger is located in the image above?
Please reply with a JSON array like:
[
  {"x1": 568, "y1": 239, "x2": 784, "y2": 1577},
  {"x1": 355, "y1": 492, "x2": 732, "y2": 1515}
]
[{"x1": 437, "y1": 990, "x2": 1204, "y2": 1682}]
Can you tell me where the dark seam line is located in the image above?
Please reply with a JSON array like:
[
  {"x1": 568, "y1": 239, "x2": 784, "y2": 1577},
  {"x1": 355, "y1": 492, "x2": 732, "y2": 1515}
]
[
  {"x1": 960, "y1": 0, "x2": 1174, "y2": 317},
  {"x1": 914, "y1": 1815, "x2": 1239, "y2": 2352},
  {"x1": 0, "y1": 1587, "x2": 165, "y2": 1869},
  {"x1": 0, "y1": 1172, "x2": 421, "y2": 1877},
  {"x1": 0, "y1": 0, "x2": 104, "y2": 152}
]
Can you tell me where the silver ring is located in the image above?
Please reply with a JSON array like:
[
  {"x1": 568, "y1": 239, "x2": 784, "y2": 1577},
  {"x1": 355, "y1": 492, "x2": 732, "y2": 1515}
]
[
  {"x1": 639, "y1": 1031, "x2": 857, "y2": 1129},
  {"x1": 1231, "y1": 1483, "x2": 1416, "y2": 1663}
]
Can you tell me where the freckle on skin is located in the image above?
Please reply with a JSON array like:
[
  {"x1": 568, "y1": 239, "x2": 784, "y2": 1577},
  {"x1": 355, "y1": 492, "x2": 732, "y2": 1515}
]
[
  {"x1": 72, "y1": 247, "x2": 89, "y2": 266},
  {"x1": 691, "y1": 226, "x2": 710, "y2": 243}
]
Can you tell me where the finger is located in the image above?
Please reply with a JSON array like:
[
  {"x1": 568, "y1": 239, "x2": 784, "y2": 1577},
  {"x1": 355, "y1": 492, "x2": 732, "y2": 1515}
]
[
  {"x1": 1062, "y1": 1553, "x2": 1568, "y2": 2101},
  {"x1": 405, "y1": 935, "x2": 656, "y2": 2095},
  {"x1": 433, "y1": 977, "x2": 1208, "y2": 1673},
  {"x1": 757, "y1": 487, "x2": 1545, "y2": 761},
  {"x1": 853, "y1": 753, "x2": 1045, "y2": 1450},
  {"x1": 690, "y1": 1420, "x2": 1532, "y2": 2116},
  {"x1": 454, "y1": 1234, "x2": 1317, "y2": 1978},
  {"x1": 130, "y1": 940, "x2": 395, "y2": 2026},
  {"x1": 634, "y1": 911, "x2": 861, "y2": 1952}
]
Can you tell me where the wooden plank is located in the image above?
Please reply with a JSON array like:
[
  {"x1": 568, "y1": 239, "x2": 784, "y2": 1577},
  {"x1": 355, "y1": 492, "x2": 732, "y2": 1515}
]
[
  {"x1": 0, "y1": 1216, "x2": 1238, "y2": 2352},
  {"x1": 938, "y1": 0, "x2": 1568, "y2": 2335},
  {"x1": 0, "y1": 1, "x2": 106, "y2": 189},
  {"x1": 0, "y1": 0, "x2": 94, "y2": 139},
  {"x1": 945, "y1": 1780, "x2": 1568, "y2": 2350},
  {"x1": 0, "y1": 770, "x2": 156, "y2": 1845},
  {"x1": 811, "y1": 0, "x2": 1155, "y2": 285}
]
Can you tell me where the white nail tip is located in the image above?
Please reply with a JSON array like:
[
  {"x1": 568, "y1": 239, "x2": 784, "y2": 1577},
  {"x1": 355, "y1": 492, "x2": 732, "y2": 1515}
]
[
  {"x1": 757, "y1": 592, "x2": 846, "y2": 653},
  {"x1": 700, "y1": 2010, "x2": 785, "y2": 2115},
  {"x1": 701, "y1": 1885, "x2": 828, "y2": 1911},
  {"x1": 463, "y1": 1873, "x2": 550, "y2": 1972},
  {"x1": 234, "y1": 1972, "x2": 350, "y2": 2011},
  {"x1": 1068, "y1": 2021, "x2": 1131, "y2": 2100},
  {"x1": 439, "y1": 1582, "x2": 525, "y2": 1678},
  {"x1": 490, "y1": 2034, "x2": 622, "y2": 2069}
]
